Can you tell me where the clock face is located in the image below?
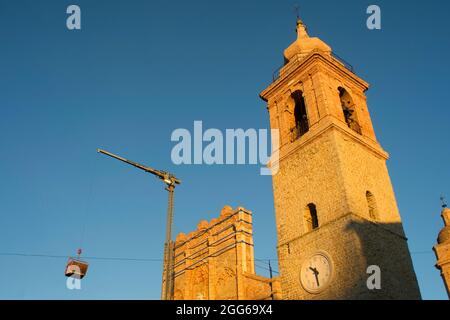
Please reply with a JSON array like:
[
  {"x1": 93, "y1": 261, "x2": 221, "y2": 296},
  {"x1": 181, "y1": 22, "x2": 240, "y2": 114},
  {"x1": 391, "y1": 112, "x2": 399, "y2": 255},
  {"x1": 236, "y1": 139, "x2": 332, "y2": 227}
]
[{"x1": 300, "y1": 252, "x2": 333, "y2": 293}]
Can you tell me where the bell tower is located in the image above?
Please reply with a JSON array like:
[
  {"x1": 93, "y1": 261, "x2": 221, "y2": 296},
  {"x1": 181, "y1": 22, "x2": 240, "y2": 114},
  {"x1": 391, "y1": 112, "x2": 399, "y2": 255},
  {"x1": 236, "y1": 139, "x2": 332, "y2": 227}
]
[{"x1": 260, "y1": 18, "x2": 421, "y2": 299}]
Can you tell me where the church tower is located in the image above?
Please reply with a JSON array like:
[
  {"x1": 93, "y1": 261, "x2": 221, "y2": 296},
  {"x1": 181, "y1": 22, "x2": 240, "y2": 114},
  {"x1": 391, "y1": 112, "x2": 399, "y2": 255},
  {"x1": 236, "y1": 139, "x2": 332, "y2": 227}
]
[
  {"x1": 260, "y1": 19, "x2": 421, "y2": 299},
  {"x1": 434, "y1": 202, "x2": 450, "y2": 298}
]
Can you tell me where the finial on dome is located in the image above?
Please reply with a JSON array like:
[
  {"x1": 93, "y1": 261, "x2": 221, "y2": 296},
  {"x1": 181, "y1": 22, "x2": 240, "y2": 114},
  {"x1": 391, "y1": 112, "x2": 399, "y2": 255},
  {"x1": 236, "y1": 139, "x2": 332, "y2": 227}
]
[
  {"x1": 283, "y1": 6, "x2": 332, "y2": 64},
  {"x1": 293, "y1": 5, "x2": 309, "y2": 39},
  {"x1": 441, "y1": 195, "x2": 447, "y2": 209},
  {"x1": 440, "y1": 196, "x2": 450, "y2": 229}
]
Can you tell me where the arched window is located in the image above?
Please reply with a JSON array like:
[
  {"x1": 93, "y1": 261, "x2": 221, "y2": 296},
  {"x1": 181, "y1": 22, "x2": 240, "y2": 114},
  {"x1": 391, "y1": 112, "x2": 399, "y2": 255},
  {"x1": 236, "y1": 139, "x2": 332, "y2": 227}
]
[
  {"x1": 304, "y1": 203, "x2": 319, "y2": 232},
  {"x1": 366, "y1": 191, "x2": 378, "y2": 220},
  {"x1": 292, "y1": 91, "x2": 309, "y2": 140},
  {"x1": 339, "y1": 87, "x2": 362, "y2": 135}
]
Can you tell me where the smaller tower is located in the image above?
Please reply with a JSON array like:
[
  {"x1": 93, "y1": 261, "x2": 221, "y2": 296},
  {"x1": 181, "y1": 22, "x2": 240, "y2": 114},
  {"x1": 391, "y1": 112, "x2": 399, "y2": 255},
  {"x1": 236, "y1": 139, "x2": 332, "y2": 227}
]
[
  {"x1": 172, "y1": 206, "x2": 282, "y2": 300},
  {"x1": 434, "y1": 199, "x2": 450, "y2": 298}
]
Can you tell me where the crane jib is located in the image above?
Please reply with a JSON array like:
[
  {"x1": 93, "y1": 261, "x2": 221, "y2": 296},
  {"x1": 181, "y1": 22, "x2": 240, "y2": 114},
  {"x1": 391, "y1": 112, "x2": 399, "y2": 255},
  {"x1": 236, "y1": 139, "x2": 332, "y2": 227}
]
[{"x1": 97, "y1": 149, "x2": 180, "y2": 185}]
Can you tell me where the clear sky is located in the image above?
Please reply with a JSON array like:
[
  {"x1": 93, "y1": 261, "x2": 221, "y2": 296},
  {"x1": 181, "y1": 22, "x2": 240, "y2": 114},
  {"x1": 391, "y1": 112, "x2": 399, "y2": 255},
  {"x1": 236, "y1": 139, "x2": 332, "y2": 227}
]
[{"x1": 0, "y1": 0, "x2": 449, "y2": 300}]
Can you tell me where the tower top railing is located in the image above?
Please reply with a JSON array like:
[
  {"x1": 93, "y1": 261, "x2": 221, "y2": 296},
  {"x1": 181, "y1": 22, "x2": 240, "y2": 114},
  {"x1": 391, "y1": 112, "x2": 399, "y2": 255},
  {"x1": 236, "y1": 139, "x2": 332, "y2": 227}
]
[{"x1": 272, "y1": 52, "x2": 354, "y2": 83}]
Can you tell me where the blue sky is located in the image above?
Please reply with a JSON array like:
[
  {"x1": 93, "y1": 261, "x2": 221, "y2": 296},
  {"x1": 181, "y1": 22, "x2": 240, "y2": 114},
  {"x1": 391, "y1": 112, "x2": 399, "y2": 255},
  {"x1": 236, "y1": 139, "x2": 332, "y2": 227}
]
[{"x1": 0, "y1": 0, "x2": 449, "y2": 299}]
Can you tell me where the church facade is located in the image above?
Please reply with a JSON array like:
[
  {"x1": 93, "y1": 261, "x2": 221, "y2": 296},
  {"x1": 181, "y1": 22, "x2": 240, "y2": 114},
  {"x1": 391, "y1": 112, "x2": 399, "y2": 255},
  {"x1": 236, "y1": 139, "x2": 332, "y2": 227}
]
[
  {"x1": 171, "y1": 206, "x2": 282, "y2": 300},
  {"x1": 168, "y1": 18, "x2": 422, "y2": 300}
]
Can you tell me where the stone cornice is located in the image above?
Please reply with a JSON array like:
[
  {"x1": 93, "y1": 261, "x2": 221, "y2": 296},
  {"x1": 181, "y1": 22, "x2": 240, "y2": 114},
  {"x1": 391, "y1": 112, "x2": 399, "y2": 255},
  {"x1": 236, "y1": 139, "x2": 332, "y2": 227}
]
[
  {"x1": 278, "y1": 212, "x2": 407, "y2": 249},
  {"x1": 268, "y1": 117, "x2": 389, "y2": 170},
  {"x1": 260, "y1": 50, "x2": 369, "y2": 103},
  {"x1": 435, "y1": 257, "x2": 450, "y2": 269}
]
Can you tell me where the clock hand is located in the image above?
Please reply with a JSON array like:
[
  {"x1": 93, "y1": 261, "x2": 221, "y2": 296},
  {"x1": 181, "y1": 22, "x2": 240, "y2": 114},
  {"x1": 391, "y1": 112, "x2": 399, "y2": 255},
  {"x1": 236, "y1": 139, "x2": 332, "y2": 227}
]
[
  {"x1": 309, "y1": 267, "x2": 320, "y2": 286},
  {"x1": 309, "y1": 267, "x2": 319, "y2": 275},
  {"x1": 314, "y1": 273, "x2": 320, "y2": 287}
]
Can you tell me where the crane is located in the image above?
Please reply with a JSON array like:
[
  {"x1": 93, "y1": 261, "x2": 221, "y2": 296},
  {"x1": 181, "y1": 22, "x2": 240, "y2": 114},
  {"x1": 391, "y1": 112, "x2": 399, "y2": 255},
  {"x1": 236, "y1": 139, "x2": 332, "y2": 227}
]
[{"x1": 97, "y1": 149, "x2": 180, "y2": 300}]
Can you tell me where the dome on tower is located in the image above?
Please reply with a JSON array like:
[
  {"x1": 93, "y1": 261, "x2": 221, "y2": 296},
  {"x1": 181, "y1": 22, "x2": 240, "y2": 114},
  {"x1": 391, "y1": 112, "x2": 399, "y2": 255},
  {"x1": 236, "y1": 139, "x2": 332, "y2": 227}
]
[
  {"x1": 438, "y1": 226, "x2": 450, "y2": 244},
  {"x1": 283, "y1": 19, "x2": 332, "y2": 64}
]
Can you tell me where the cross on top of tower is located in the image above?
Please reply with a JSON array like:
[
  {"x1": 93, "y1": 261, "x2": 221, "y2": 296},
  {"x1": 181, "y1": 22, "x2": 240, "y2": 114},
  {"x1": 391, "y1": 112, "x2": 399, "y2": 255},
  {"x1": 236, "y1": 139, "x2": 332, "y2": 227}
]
[
  {"x1": 294, "y1": 4, "x2": 300, "y2": 20},
  {"x1": 441, "y1": 196, "x2": 448, "y2": 209}
]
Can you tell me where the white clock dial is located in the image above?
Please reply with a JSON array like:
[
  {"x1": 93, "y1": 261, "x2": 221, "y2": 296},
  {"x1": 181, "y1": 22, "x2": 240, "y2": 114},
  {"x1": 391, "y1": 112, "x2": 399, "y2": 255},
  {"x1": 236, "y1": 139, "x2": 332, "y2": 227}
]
[{"x1": 300, "y1": 252, "x2": 333, "y2": 293}]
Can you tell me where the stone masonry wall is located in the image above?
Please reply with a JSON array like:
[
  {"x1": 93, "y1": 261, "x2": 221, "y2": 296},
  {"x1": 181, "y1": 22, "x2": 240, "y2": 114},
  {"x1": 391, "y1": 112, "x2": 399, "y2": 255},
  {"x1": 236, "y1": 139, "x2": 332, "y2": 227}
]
[{"x1": 172, "y1": 206, "x2": 281, "y2": 300}]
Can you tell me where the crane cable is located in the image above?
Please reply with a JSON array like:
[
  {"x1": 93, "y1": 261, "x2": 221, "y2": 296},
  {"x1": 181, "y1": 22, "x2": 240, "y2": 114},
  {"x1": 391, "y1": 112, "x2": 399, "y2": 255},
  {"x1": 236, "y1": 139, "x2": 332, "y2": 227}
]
[{"x1": 77, "y1": 153, "x2": 99, "y2": 257}]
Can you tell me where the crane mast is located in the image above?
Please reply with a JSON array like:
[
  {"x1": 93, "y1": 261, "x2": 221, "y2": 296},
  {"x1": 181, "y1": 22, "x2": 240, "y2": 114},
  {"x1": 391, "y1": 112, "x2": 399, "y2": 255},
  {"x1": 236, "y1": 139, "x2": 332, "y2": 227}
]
[{"x1": 97, "y1": 149, "x2": 180, "y2": 300}]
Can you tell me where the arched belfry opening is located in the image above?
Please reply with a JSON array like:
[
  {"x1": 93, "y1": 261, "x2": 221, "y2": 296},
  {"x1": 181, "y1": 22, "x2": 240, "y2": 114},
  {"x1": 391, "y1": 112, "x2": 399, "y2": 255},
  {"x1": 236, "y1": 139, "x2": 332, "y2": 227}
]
[
  {"x1": 339, "y1": 87, "x2": 362, "y2": 135},
  {"x1": 304, "y1": 203, "x2": 319, "y2": 232},
  {"x1": 292, "y1": 90, "x2": 309, "y2": 140}
]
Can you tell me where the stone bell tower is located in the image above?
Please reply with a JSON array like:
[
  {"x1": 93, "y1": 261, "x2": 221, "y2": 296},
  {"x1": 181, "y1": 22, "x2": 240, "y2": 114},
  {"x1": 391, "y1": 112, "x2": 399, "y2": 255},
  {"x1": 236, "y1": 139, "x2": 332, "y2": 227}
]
[
  {"x1": 434, "y1": 202, "x2": 450, "y2": 298},
  {"x1": 260, "y1": 18, "x2": 421, "y2": 299}
]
